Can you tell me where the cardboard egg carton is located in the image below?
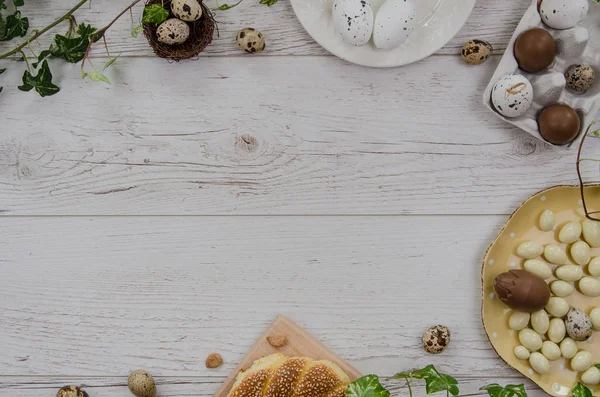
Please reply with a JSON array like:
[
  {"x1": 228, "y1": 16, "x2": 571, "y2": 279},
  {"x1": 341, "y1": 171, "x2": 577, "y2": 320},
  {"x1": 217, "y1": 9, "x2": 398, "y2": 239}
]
[{"x1": 483, "y1": 0, "x2": 600, "y2": 148}]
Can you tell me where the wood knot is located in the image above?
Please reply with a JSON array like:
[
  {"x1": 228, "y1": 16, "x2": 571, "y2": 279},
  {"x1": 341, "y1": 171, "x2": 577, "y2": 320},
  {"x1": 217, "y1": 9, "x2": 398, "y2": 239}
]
[{"x1": 235, "y1": 134, "x2": 258, "y2": 153}]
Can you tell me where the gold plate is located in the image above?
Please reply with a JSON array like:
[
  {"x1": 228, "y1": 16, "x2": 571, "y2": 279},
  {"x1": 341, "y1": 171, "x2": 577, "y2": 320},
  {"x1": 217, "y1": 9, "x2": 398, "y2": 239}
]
[{"x1": 482, "y1": 185, "x2": 600, "y2": 397}]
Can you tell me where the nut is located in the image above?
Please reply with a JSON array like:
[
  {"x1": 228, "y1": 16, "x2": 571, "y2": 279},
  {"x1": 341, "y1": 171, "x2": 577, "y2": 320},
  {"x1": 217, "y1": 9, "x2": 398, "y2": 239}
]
[
  {"x1": 267, "y1": 333, "x2": 288, "y2": 348},
  {"x1": 206, "y1": 352, "x2": 223, "y2": 368},
  {"x1": 56, "y1": 386, "x2": 88, "y2": 397},
  {"x1": 422, "y1": 325, "x2": 451, "y2": 354},
  {"x1": 127, "y1": 370, "x2": 156, "y2": 397}
]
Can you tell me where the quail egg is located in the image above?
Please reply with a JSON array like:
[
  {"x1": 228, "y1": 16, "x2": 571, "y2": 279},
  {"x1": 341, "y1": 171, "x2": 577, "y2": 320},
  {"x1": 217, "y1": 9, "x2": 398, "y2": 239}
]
[
  {"x1": 372, "y1": 0, "x2": 416, "y2": 50},
  {"x1": 56, "y1": 386, "x2": 88, "y2": 397},
  {"x1": 156, "y1": 18, "x2": 190, "y2": 45},
  {"x1": 171, "y1": 0, "x2": 203, "y2": 21},
  {"x1": 491, "y1": 74, "x2": 534, "y2": 118},
  {"x1": 236, "y1": 28, "x2": 265, "y2": 54},
  {"x1": 461, "y1": 39, "x2": 493, "y2": 65},
  {"x1": 332, "y1": 0, "x2": 374, "y2": 47},
  {"x1": 128, "y1": 370, "x2": 156, "y2": 397},
  {"x1": 566, "y1": 64, "x2": 595, "y2": 94},
  {"x1": 422, "y1": 325, "x2": 451, "y2": 354},
  {"x1": 539, "y1": 0, "x2": 589, "y2": 30},
  {"x1": 565, "y1": 308, "x2": 593, "y2": 341}
]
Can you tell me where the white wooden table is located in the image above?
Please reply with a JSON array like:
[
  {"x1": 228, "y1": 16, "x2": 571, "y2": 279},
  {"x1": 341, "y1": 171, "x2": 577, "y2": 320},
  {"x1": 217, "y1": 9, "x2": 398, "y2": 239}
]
[{"x1": 0, "y1": 0, "x2": 594, "y2": 396}]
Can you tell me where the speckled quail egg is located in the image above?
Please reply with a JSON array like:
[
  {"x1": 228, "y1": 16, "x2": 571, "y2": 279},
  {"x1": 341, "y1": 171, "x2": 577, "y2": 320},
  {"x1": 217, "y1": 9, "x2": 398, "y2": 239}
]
[
  {"x1": 565, "y1": 64, "x2": 595, "y2": 93},
  {"x1": 422, "y1": 325, "x2": 451, "y2": 354},
  {"x1": 56, "y1": 386, "x2": 88, "y2": 397},
  {"x1": 236, "y1": 28, "x2": 265, "y2": 54},
  {"x1": 539, "y1": 0, "x2": 589, "y2": 30},
  {"x1": 156, "y1": 18, "x2": 190, "y2": 45},
  {"x1": 565, "y1": 308, "x2": 593, "y2": 341},
  {"x1": 461, "y1": 39, "x2": 493, "y2": 65},
  {"x1": 332, "y1": 0, "x2": 374, "y2": 47},
  {"x1": 491, "y1": 74, "x2": 534, "y2": 118},
  {"x1": 171, "y1": 0, "x2": 203, "y2": 21},
  {"x1": 372, "y1": 0, "x2": 416, "y2": 50},
  {"x1": 128, "y1": 370, "x2": 156, "y2": 397}
]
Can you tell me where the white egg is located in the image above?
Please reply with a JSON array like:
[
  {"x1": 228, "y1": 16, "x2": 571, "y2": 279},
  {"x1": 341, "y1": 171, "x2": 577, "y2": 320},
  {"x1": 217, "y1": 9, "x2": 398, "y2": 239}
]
[
  {"x1": 539, "y1": 0, "x2": 588, "y2": 30},
  {"x1": 373, "y1": 0, "x2": 417, "y2": 50},
  {"x1": 332, "y1": 0, "x2": 374, "y2": 47},
  {"x1": 491, "y1": 74, "x2": 533, "y2": 118}
]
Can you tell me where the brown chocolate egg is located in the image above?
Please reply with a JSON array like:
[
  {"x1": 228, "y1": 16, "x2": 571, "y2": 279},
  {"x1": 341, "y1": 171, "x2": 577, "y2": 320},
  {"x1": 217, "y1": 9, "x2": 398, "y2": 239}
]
[
  {"x1": 538, "y1": 104, "x2": 581, "y2": 145},
  {"x1": 514, "y1": 28, "x2": 556, "y2": 73},
  {"x1": 494, "y1": 269, "x2": 551, "y2": 312}
]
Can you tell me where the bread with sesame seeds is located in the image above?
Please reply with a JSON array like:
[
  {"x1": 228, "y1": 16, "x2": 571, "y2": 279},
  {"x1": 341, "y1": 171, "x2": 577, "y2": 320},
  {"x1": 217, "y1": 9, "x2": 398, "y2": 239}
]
[{"x1": 227, "y1": 353, "x2": 351, "y2": 397}]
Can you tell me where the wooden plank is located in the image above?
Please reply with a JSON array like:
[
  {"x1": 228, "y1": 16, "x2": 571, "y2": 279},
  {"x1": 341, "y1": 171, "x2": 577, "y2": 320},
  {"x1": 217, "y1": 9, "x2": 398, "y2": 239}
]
[
  {"x1": 0, "y1": 376, "x2": 548, "y2": 397},
  {"x1": 214, "y1": 315, "x2": 362, "y2": 397},
  {"x1": 0, "y1": 0, "x2": 529, "y2": 57},
  {"x1": 0, "y1": 56, "x2": 589, "y2": 216},
  {"x1": 1, "y1": 215, "x2": 518, "y2": 377}
]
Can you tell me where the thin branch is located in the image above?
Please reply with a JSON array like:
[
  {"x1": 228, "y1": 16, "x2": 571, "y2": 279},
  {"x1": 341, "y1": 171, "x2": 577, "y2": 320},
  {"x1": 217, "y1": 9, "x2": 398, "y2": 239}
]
[
  {"x1": 577, "y1": 123, "x2": 600, "y2": 221},
  {"x1": 0, "y1": 0, "x2": 89, "y2": 60}
]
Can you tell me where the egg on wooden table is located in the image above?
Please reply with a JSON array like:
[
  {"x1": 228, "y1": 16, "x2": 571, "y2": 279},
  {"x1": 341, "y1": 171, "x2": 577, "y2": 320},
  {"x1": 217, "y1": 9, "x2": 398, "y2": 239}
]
[
  {"x1": 372, "y1": 0, "x2": 416, "y2": 50},
  {"x1": 332, "y1": 0, "x2": 374, "y2": 46},
  {"x1": 539, "y1": 0, "x2": 588, "y2": 30}
]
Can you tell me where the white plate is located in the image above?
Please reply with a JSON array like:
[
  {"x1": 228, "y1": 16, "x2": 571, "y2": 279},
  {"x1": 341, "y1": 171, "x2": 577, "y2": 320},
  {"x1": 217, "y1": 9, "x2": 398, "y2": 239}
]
[{"x1": 290, "y1": 0, "x2": 475, "y2": 68}]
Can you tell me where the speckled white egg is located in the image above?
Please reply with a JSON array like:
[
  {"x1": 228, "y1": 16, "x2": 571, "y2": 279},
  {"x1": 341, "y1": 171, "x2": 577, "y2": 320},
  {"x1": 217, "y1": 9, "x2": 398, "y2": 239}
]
[
  {"x1": 171, "y1": 0, "x2": 203, "y2": 22},
  {"x1": 332, "y1": 0, "x2": 374, "y2": 47},
  {"x1": 565, "y1": 308, "x2": 593, "y2": 341},
  {"x1": 156, "y1": 18, "x2": 190, "y2": 45},
  {"x1": 372, "y1": 0, "x2": 417, "y2": 50},
  {"x1": 491, "y1": 74, "x2": 533, "y2": 118},
  {"x1": 539, "y1": 0, "x2": 588, "y2": 30}
]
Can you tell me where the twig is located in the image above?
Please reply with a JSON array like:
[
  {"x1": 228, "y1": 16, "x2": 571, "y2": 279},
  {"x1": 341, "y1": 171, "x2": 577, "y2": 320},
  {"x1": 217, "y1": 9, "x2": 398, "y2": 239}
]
[
  {"x1": 576, "y1": 122, "x2": 600, "y2": 220},
  {"x1": 0, "y1": 0, "x2": 89, "y2": 60},
  {"x1": 80, "y1": 0, "x2": 143, "y2": 70}
]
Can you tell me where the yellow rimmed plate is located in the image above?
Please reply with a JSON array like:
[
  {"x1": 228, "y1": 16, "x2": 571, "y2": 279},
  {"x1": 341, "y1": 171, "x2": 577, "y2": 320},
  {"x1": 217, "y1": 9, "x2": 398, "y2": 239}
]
[{"x1": 482, "y1": 185, "x2": 600, "y2": 397}]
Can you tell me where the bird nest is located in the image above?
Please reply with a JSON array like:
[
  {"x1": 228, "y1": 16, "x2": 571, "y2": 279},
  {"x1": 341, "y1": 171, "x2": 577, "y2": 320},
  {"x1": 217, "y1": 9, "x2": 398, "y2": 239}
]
[{"x1": 143, "y1": 0, "x2": 216, "y2": 61}]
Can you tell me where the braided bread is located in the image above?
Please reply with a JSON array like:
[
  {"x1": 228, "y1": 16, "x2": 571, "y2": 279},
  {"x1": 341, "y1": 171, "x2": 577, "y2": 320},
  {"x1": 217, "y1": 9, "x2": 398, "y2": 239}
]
[{"x1": 228, "y1": 353, "x2": 351, "y2": 397}]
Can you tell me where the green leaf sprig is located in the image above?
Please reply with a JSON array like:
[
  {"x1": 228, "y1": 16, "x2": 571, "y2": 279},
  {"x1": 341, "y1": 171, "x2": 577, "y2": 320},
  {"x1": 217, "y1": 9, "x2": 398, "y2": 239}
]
[
  {"x1": 572, "y1": 383, "x2": 593, "y2": 397},
  {"x1": 141, "y1": 4, "x2": 169, "y2": 24},
  {"x1": 480, "y1": 383, "x2": 527, "y2": 397},
  {"x1": 0, "y1": 0, "x2": 29, "y2": 42},
  {"x1": 347, "y1": 375, "x2": 390, "y2": 397},
  {"x1": 17, "y1": 59, "x2": 59, "y2": 96},
  {"x1": 393, "y1": 365, "x2": 459, "y2": 397}
]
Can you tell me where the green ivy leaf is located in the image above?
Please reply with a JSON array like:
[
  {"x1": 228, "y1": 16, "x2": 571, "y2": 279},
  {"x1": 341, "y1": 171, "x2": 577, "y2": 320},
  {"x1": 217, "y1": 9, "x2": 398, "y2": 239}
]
[
  {"x1": 407, "y1": 365, "x2": 459, "y2": 396},
  {"x1": 40, "y1": 23, "x2": 98, "y2": 63},
  {"x1": 0, "y1": 11, "x2": 29, "y2": 41},
  {"x1": 18, "y1": 60, "x2": 60, "y2": 97},
  {"x1": 572, "y1": 383, "x2": 593, "y2": 397},
  {"x1": 480, "y1": 384, "x2": 527, "y2": 397},
  {"x1": 142, "y1": 4, "x2": 169, "y2": 24},
  {"x1": 346, "y1": 375, "x2": 390, "y2": 397},
  {"x1": 215, "y1": 0, "x2": 242, "y2": 10},
  {"x1": 103, "y1": 55, "x2": 119, "y2": 71},
  {"x1": 131, "y1": 24, "x2": 143, "y2": 37},
  {"x1": 0, "y1": 68, "x2": 5, "y2": 75},
  {"x1": 259, "y1": 0, "x2": 278, "y2": 6},
  {"x1": 596, "y1": 364, "x2": 600, "y2": 370},
  {"x1": 0, "y1": 0, "x2": 7, "y2": 10},
  {"x1": 87, "y1": 71, "x2": 111, "y2": 84},
  {"x1": 13, "y1": 0, "x2": 24, "y2": 6}
]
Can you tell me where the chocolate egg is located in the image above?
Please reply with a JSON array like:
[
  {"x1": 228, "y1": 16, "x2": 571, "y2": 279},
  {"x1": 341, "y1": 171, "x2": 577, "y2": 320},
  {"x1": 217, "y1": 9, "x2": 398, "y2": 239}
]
[
  {"x1": 514, "y1": 28, "x2": 556, "y2": 73},
  {"x1": 537, "y1": 104, "x2": 581, "y2": 145},
  {"x1": 494, "y1": 269, "x2": 551, "y2": 312}
]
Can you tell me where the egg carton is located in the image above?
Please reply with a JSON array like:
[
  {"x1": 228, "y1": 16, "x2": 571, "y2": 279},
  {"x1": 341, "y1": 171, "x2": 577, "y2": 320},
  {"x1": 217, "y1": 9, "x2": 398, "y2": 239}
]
[{"x1": 483, "y1": 0, "x2": 600, "y2": 148}]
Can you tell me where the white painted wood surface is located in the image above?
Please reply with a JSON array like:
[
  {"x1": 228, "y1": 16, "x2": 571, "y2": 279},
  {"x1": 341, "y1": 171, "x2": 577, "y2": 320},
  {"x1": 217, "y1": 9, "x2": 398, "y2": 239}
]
[{"x1": 0, "y1": 0, "x2": 594, "y2": 396}]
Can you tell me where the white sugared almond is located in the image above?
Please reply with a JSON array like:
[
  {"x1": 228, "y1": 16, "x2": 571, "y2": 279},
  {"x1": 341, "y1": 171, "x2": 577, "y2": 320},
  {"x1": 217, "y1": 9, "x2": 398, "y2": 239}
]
[
  {"x1": 545, "y1": 297, "x2": 570, "y2": 318},
  {"x1": 514, "y1": 345, "x2": 530, "y2": 360},
  {"x1": 589, "y1": 257, "x2": 600, "y2": 276},
  {"x1": 509, "y1": 311, "x2": 531, "y2": 331},
  {"x1": 582, "y1": 366, "x2": 600, "y2": 386},
  {"x1": 548, "y1": 318, "x2": 566, "y2": 344},
  {"x1": 541, "y1": 341, "x2": 561, "y2": 361},
  {"x1": 591, "y1": 308, "x2": 600, "y2": 331},
  {"x1": 559, "y1": 222, "x2": 582, "y2": 243},
  {"x1": 579, "y1": 277, "x2": 600, "y2": 297},
  {"x1": 560, "y1": 337, "x2": 578, "y2": 358},
  {"x1": 556, "y1": 265, "x2": 583, "y2": 282},
  {"x1": 571, "y1": 241, "x2": 591, "y2": 266},
  {"x1": 524, "y1": 259, "x2": 552, "y2": 279},
  {"x1": 571, "y1": 351, "x2": 593, "y2": 372},
  {"x1": 544, "y1": 244, "x2": 567, "y2": 265},
  {"x1": 550, "y1": 280, "x2": 574, "y2": 297},
  {"x1": 539, "y1": 210, "x2": 555, "y2": 231},
  {"x1": 531, "y1": 310, "x2": 549, "y2": 335},
  {"x1": 582, "y1": 219, "x2": 600, "y2": 247},
  {"x1": 529, "y1": 352, "x2": 550, "y2": 374},
  {"x1": 517, "y1": 241, "x2": 543, "y2": 259},
  {"x1": 519, "y1": 328, "x2": 543, "y2": 351}
]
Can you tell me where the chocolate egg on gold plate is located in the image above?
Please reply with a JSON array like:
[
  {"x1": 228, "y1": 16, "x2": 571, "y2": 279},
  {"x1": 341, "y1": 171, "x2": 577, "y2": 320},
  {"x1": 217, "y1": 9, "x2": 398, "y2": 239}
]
[{"x1": 482, "y1": 185, "x2": 600, "y2": 397}]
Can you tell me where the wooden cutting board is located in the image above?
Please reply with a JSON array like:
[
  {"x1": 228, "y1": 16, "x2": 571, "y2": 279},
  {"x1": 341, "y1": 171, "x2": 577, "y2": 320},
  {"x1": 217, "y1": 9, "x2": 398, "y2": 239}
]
[{"x1": 214, "y1": 315, "x2": 362, "y2": 397}]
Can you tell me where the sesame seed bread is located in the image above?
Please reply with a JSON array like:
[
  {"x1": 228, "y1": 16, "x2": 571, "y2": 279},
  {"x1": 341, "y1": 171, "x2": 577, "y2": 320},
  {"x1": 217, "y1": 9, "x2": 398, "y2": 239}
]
[{"x1": 227, "y1": 353, "x2": 351, "y2": 397}]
